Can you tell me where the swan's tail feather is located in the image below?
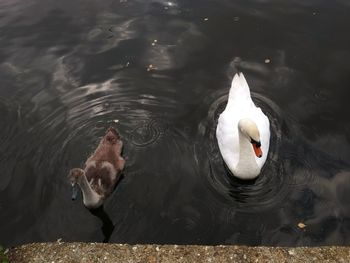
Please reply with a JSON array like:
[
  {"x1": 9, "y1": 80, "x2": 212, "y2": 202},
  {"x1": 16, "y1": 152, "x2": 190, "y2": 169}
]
[{"x1": 228, "y1": 72, "x2": 251, "y2": 100}]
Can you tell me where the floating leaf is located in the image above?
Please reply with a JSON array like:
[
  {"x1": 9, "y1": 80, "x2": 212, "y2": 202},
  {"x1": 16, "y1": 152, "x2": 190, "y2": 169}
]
[{"x1": 298, "y1": 222, "x2": 307, "y2": 229}]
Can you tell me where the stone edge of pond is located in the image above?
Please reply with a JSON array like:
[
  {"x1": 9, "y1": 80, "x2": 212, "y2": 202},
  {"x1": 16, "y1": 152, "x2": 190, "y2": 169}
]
[{"x1": 7, "y1": 242, "x2": 350, "y2": 263}]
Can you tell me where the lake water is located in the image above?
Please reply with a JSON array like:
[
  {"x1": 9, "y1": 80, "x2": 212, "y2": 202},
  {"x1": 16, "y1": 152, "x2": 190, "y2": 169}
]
[{"x1": 0, "y1": 0, "x2": 350, "y2": 247}]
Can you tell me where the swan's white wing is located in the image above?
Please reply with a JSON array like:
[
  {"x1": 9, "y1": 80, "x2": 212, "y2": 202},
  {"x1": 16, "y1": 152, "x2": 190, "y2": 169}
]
[
  {"x1": 216, "y1": 111, "x2": 240, "y2": 170},
  {"x1": 228, "y1": 73, "x2": 254, "y2": 105}
]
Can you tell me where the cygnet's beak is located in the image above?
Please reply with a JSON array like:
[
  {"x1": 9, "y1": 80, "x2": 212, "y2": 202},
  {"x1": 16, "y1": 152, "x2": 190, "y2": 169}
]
[{"x1": 71, "y1": 182, "x2": 79, "y2": 200}]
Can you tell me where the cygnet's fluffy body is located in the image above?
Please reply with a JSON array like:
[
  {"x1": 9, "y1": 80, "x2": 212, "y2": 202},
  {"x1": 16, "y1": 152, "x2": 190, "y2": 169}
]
[{"x1": 68, "y1": 127, "x2": 125, "y2": 209}]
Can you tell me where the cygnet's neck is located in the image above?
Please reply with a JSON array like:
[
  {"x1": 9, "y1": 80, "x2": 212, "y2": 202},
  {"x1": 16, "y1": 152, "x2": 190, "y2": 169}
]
[
  {"x1": 236, "y1": 128, "x2": 260, "y2": 179},
  {"x1": 77, "y1": 175, "x2": 103, "y2": 209}
]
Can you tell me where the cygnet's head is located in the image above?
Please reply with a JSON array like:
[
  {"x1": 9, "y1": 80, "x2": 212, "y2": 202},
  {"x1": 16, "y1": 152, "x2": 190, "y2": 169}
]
[
  {"x1": 102, "y1": 127, "x2": 120, "y2": 145},
  {"x1": 238, "y1": 118, "x2": 263, "y2": 158}
]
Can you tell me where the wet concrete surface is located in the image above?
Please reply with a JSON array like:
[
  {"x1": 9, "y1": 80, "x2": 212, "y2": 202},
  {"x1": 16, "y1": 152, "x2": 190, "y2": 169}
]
[{"x1": 7, "y1": 242, "x2": 350, "y2": 263}]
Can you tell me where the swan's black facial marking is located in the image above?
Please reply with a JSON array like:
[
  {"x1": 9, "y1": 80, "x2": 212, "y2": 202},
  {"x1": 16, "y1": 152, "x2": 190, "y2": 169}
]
[{"x1": 250, "y1": 138, "x2": 261, "y2": 148}]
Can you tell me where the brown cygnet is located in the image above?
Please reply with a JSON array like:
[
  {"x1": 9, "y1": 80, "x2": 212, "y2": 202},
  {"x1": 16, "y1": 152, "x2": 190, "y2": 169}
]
[{"x1": 68, "y1": 127, "x2": 125, "y2": 209}]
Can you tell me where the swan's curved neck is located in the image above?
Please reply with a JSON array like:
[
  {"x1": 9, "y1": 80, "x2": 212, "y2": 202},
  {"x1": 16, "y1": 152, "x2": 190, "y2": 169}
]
[
  {"x1": 77, "y1": 174, "x2": 103, "y2": 208},
  {"x1": 236, "y1": 129, "x2": 260, "y2": 178}
]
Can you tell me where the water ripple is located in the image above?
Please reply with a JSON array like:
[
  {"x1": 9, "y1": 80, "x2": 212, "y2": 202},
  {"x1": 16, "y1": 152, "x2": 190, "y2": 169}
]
[{"x1": 129, "y1": 119, "x2": 167, "y2": 147}]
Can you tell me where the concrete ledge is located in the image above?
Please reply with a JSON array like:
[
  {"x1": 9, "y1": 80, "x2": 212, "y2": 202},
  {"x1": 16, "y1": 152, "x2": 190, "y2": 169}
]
[{"x1": 8, "y1": 242, "x2": 350, "y2": 263}]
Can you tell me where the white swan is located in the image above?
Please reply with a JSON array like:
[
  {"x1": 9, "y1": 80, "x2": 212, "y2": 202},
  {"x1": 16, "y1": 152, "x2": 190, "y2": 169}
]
[
  {"x1": 68, "y1": 127, "x2": 125, "y2": 209},
  {"x1": 216, "y1": 73, "x2": 270, "y2": 179}
]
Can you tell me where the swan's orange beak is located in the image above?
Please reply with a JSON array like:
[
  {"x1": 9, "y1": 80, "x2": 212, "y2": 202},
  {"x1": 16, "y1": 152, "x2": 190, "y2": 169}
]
[{"x1": 252, "y1": 143, "x2": 263, "y2": 158}]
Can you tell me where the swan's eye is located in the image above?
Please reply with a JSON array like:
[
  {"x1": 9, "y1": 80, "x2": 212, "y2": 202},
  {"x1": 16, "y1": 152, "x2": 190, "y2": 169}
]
[{"x1": 250, "y1": 139, "x2": 261, "y2": 148}]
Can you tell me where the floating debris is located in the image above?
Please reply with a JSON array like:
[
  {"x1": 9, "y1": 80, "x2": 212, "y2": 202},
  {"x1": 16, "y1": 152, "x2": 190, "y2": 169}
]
[
  {"x1": 125, "y1": 61, "x2": 130, "y2": 67},
  {"x1": 298, "y1": 222, "x2": 307, "y2": 229},
  {"x1": 113, "y1": 119, "x2": 119, "y2": 123},
  {"x1": 147, "y1": 64, "x2": 157, "y2": 71},
  {"x1": 17, "y1": 104, "x2": 21, "y2": 119},
  {"x1": 151, "y1": 39, "x2": 158, "y2": 46},
  {"x1": 264, "y1": 58, "x2": 271, "y2": 64},
  {"x1": 204, "y1": 17, "x2": 209, "y2": 21}
]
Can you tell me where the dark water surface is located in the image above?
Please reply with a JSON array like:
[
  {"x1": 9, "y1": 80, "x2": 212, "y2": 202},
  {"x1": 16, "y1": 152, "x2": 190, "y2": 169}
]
[{"x1": 1, "y1": 0, "x2": 350, "y2": 247}]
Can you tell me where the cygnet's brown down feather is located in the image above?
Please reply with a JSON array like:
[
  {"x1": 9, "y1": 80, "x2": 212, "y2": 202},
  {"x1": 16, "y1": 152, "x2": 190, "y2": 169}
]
[
  {"x1": 68, "y1": 127, "x2": 125, "y2": 207},
  {"x1": 84, "y1": 127, "x2": 125, "y2": 196}
]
